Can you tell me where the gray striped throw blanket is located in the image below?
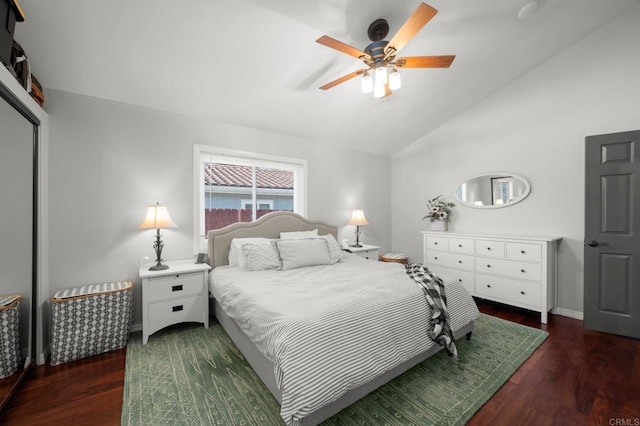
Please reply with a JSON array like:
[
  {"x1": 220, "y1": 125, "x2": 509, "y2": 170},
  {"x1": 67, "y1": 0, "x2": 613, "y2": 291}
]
[{"x1": 404, "y1": 263, "x2": 458, "y2": 363}]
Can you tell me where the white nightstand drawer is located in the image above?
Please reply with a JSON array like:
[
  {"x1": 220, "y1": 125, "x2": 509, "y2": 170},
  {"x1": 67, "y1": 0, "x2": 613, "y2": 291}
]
[
  {"x1": 475, "y1": 240, "x2": 505, "y2": 258},
  {"x1": 476, "y1": 274, "x2": 541, "y2": 308},
  {"x1": 449, "y1": 237, "x2": 474, "y2": 254},
  {"x1": 476, "y1": 257, "x2": 542, "y2": 282},
  {"x1": 507, "y1": 242, "x2": 542, "y2": 262},
  {"x1": 353, "y1": 249, "x2": 379, "y2": 260},
  {"x1": 148, "y1": 294, "x2": 202, "y2": 324},
  {"x1": 146, "y1": 272, "x2": 203, "y2": 302},
  {"x1": 428, "y1": 265, "x2": 475, "y2": 294},
  {"x1": 426, "y1": 251, "x2": 474, "y2": 272},
  {"x1": 426, "y1": 235, "x2": 449, "y2": 251}
]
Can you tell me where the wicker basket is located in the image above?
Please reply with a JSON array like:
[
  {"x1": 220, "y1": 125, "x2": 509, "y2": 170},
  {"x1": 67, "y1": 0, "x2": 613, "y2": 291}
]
[
  {"x1": 0, "y1": 295, "x2": 22, "y2": 378},
  {"x1": 50, "y1": 281, "x2": 133, "y2": 366},
  {"x1": 380, "y1": 253, "x2": 408, "y2": 264}
]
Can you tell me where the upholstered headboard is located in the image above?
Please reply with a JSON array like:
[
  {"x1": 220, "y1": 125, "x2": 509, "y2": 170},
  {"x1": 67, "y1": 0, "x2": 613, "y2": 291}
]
[{"x1": 207, "y1": 211, "x2": 338, "y2": 268}]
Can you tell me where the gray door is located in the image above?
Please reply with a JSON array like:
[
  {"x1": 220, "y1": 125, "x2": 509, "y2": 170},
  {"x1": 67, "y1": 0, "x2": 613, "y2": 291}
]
[{"x1": 584, "y1": 130, "x2": 640, "y2": 338}]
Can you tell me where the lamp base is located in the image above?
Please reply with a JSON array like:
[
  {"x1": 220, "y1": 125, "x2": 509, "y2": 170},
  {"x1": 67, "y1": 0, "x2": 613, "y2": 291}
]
[
  {"x1": 149, "y1": 263, "x2": 169, "y2": 271},
  {"x1": 349, "y1": 243, "x2": 363, "y2": 248}
]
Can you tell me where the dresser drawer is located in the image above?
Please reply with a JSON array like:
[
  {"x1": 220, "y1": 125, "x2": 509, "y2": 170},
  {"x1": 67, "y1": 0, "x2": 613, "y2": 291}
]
[
  {"x1": 475, "y1": 240, "x2": 505, "y2": 258},
  {"x1": 476, "y1": 256, "x2": 542, "y2": 282},
  {"x1": 148, "y1": 294, "x2": 202, "y2": 324},
  {"x1": 507, "y1": 242, "x2": 542, "y2": 262},
  {"x1": 428, "y1": 265, "x2": 476, "y2": 294},
  {"x1": 426, "y1": 251, "x2": 474, "y2": 272},
  {"x1": 426, "y1": 235, "x2": 449, "y2": 251},
  {"x1": 145, "y1": 272, "x2": 203, "y2": 302},
  {"x1": 449, "y1": 237, "x2": 475, "y2": 254},
  {"x1": 476, "y1": 274, "x2": 541, "y2": 308}
]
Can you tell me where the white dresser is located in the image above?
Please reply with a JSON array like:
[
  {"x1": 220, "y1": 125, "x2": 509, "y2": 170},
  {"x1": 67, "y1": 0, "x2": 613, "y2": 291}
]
[{"x1": 422, "y1": 232, "x2": 561, "y2": 323}]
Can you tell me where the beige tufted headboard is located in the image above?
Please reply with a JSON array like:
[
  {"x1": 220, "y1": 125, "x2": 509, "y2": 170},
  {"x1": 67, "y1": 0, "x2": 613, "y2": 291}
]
[{"x1": 207, "y1": 211, "x2": 338, "y2": 268}]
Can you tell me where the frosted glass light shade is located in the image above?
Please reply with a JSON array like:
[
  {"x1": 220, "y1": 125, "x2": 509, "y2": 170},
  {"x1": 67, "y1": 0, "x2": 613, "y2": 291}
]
[
  {"x1": 348, "y1": 209, "x2": 369, "y2": 226},
  {"x1": 139, "y1": 203, "x2": 178, "y2": 229},
  {"x1": 361, "y1": 73, "x2": 373, "y2": 94},
  {"x1": 373, "y1": 82, "x2": 386, "y2": 98},
  {"x1": 389, "y1": 69, "x2": 401, "y2": 90},
  {"x1": 374, "y1": 66, "x2": 388, "y2": 84}
]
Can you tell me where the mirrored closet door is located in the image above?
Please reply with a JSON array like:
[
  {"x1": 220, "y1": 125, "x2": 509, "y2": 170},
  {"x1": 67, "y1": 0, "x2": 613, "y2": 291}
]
[{"x1": 0, "y1": 88, "x2": 37, "y2": 411}]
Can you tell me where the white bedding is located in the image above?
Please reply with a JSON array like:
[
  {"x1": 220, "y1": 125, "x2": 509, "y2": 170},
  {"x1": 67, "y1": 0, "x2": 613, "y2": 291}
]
[{"x1": 209, "y1": 254, "x2": 480, "y2": 425}]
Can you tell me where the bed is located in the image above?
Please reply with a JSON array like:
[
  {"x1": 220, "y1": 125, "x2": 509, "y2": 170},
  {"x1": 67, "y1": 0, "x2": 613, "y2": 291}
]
[{"x1": 207, "y1": 211, "x2": 480, "y2": 425}]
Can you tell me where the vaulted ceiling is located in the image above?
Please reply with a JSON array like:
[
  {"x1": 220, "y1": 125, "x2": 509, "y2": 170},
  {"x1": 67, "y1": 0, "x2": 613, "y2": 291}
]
[{"x1": 14, "y1": 0, "x2": 640, "y2": 155}]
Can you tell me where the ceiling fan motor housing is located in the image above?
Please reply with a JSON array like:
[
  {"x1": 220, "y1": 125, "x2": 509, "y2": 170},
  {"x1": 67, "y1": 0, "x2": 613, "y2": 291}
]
[{"x1": 364, "y1": 40, "x2": 391, "y2": 68}]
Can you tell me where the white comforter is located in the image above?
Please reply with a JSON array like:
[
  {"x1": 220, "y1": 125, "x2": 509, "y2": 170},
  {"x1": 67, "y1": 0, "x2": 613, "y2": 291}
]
[{"x1": 209, "y1": 255, "x2": 479, "y2": 425}]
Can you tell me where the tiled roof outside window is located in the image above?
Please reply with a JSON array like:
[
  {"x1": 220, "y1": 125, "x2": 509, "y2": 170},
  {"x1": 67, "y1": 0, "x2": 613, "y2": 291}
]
[{"x1": 205, "y1": 163, "x2": 293, "y2": 189}]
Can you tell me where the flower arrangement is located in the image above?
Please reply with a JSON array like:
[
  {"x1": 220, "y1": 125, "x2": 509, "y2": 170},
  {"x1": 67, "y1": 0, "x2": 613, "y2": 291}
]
[{"x1": 422, "y1": 195, "x2": 455, "y2": 223}]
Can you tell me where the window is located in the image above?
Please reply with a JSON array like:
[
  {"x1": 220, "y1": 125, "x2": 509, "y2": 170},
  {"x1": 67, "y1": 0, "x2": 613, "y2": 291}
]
[{"x1": 193, "y1": 145, "x2": 307, "y2": 251}]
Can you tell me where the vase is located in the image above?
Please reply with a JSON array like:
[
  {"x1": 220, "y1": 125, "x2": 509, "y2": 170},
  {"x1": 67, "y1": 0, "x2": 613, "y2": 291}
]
[{"x1": 430, "y1": 220, "x2": 448, "y2": 231}]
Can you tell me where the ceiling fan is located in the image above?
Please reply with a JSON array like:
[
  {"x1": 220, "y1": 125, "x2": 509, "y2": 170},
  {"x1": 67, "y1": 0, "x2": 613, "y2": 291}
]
[{"x1": 316, "y1": 2, "x2": 455, "y2": 98}]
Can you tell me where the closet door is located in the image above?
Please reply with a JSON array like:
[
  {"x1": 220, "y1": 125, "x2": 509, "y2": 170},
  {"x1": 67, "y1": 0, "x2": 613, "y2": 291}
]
[{"x1": 0, "y1": 92, "x2": 36, "y2": 403}]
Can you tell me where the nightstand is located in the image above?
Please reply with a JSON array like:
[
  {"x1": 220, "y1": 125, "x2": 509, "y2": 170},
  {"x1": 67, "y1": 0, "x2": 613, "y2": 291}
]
[
  {"x1": 139, "y1": 260, "x2": 211, "y2": 344},
  {"x1": 346, "y1": 244, "x2": 380, "y2": 261}
]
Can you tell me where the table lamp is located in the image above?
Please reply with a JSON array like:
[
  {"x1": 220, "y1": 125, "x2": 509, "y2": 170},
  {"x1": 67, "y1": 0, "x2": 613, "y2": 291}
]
[
  {"x1": 348, "y1": 208, "x2": 369, "y2": 247},
  {"x1": 139, "y1": 202, "x2": 178, "y2": 270}
]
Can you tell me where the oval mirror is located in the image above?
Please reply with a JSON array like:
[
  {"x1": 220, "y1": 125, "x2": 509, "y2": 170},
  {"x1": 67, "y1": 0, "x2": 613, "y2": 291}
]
[{"x1": 455, "y1": 172, "x2": 531, "y2": 209}]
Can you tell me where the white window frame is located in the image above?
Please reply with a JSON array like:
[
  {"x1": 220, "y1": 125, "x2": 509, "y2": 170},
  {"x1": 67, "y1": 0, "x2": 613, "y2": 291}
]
[{"x1": 193, "y1": 145, "x2": 307, "y2": 253}]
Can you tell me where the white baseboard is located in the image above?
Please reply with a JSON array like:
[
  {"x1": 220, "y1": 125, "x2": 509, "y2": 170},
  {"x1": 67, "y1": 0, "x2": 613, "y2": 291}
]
[
  {"x1": 553, "y1": 307, "x2": 583, "y2": 320},
  {"x1": 38, "y1": 343, "x2": 50, "y2": 365}
]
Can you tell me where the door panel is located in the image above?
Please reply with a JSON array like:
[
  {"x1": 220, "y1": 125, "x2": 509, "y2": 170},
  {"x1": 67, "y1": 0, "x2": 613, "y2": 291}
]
[{"x1": 584, "y1": 130, "x2": 640, "y2": 338}]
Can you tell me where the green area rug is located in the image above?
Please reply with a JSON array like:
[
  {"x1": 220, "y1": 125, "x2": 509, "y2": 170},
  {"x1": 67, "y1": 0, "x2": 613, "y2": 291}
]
[{"x1": 122, "y1": 314, "x2": 547, "y2": 425}]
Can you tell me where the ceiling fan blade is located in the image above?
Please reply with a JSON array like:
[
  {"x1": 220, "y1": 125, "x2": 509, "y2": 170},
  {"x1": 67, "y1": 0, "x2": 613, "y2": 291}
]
[
  {"x1": 319, "y1": 69, "x2": 368, "y2": 90},
  {"x1": 395, "y1": 55, "x2": 455, "y2": 68},
  {"x1": 316, "y1": 35, "x2": 372, "y2": 62},
  {"x1": 385, "y1": 3, "x2": 438, "y2": 58}
]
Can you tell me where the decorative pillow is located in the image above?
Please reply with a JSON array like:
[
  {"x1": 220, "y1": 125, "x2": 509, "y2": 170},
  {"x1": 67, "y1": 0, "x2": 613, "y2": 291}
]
[
  {"x1": 319, "y1": 234, "x2": 343, "y2": 264},
  {"x1": 274, "y1": 238, "x2": 331, "y2": 270},
  {"x1": 242, "y1": 243, "x2": 281, "y2": 271},
  {"x1": 228, "y1": 238, "x2": 274, "y2": 268},
  {"x1": 279, "y1": 229, "x2": 318, "y2": 240}
]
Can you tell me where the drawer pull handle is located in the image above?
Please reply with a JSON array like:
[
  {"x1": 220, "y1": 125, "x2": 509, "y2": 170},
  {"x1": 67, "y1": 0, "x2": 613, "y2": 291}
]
[
  {"x1": 458, "y1": 278, "x2": 462, "y2": 282},
  {"x1": 521, "y1": 269, "x2": 525, "y2": 273},
  {"x1": 487, "y1": 264, "x2": 491, "y2": 268},
  {"x1": 172, "y1": 285, "x2": 183, "y2": 292},
  {"x1": 520, "y1": 291, "x2": 525, "y2": 295},
  {"x1": 458, "y1": 260, "x2": 462, "y2": 264},
  {"x1": 458, "y1": 244, "x2": 462, "y2": 248},
  {"x1": 487, "y1": 247, "x2": 492, "y2": 251},
  {"x1": 434, "y1": 257, "x2": 438, "y2": 260},
  {"x1": 487, "y1": 284, "x2": 491, "y2": 288},
  {"x1": 434, "y1": 242, "x2": 438, "y2": 245},
  {"x1": 520, "y1": 250, "x2": 525, "y2": 254},
  {"x1": 172, "y1": 305, "x2": 184, "y2": 312}
]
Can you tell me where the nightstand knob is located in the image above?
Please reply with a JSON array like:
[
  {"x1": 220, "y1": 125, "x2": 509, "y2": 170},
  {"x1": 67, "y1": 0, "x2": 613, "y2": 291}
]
[
  {"x1": 458, "y1": 244, "x2": 462, "y2": 248},
  {"x1": 434, "y1": 242, "x2": 438, "y2": 245},
  {"x1": 521, "y1": 250, "x2": 525, "y2": 254},
  {"x1": 458, "y1": 260, "x2": 462, "y2": 264},
  {"x1": 487, "y1": 264, "x2": 491, "y2": 268},
  {"x1": 487, "y1": 247, "x2": 492, "y2": 251},
  {"x1": 458, "y1": 278, "x2": 462, "y2": 282},
  {"x1": 521, "y1": 269, "x2": 525, "y2": 273},
  {"x1": 487, "y1": 284, "x2": 491, "y2": 288},
  {"x1": 434, "y1": 257, "x2": 438, "y2": 260},
  {"x1": 520, "y1": 291, "x2": 525, "y2": 295}
]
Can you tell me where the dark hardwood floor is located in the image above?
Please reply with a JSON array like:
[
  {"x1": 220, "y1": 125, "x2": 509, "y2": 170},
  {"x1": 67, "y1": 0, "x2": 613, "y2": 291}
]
[{"x1": 1, "y1": 300, "x2": 638, "y2": 425}]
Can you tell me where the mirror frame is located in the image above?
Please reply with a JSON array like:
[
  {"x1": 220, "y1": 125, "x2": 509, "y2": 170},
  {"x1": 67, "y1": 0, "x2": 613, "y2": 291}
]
[{"x1": 455, "y1": 172, "x2": 531, "y2": 209}]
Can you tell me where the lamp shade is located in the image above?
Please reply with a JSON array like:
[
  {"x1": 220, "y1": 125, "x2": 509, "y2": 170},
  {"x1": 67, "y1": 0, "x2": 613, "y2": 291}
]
[
  {"x1": 348, "y1": 209, "x2": 369, "y2": 226},
  {"x1": 139, "y1": 203, "x2": 178, "y2": 230}
]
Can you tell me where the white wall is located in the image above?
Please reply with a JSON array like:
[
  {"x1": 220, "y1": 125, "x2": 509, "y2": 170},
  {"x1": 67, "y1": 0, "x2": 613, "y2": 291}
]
[
  {"x1": 46, "y1": 89, "x2": 391, "y2": 328},
  {"x1": 391, "y1": 5, "x2": 640, "y2": 316}
]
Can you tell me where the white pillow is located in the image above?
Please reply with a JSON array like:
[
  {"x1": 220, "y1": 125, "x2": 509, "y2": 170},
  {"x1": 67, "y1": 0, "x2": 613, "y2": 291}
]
[
  {"x1": 275, "y1": 238, "x2": 331, "y2": 270},
  {"x1": 279, "y1": 229, "x2": 318, "y2": 240},
  {"x1": 242, "y1": 243, "x2": 281, "y2": 271},
  {"x1": 319, "y1": 234, "x2": 343, "y2": 264},
  {"x1": 228, "y1": 238, "x2": 274, "y2": 268}
]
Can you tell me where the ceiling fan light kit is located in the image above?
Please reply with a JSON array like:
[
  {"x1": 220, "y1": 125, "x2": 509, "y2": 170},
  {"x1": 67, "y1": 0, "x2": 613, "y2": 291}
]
[{"x1": 316, "y1": 2, "x2": 455, "y2": 99}]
